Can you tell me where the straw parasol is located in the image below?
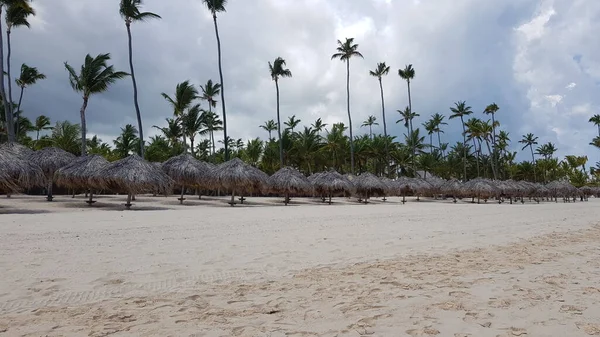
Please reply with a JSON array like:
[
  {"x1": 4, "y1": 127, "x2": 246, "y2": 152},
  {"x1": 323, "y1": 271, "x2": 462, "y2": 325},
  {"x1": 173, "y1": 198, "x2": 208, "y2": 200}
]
[
  {"x1": 161, "y1": 153, "x2": 213, "y2": 204},
  {"x1": 0, "y1": 145, "x2": 45, "y2": 193},
  {"x1": 0, "y1": 168, "x2": 19, "y2": 193},
  {"x1": 91, "y1": 154, "x2": 174, "y2": 209},
  {"x1": 311, "y1": 169, "x2": 354, "y2": 204},
  {"x1": 268, "y1": 166, "x2": 312, "y2": 205},
  {"x1": 27, "y1": 147, "x2": 76, "y2": 201},
  {"x1": 55, "y1": 155, "x2": 110, "y2": 204},
  {"x1": 461, "y1": 178, "x2": 499, "y2": 203},
  {"x1": 440, "y1": 179, "x2": 463, "y2": 202},
  {"x1": 353, "y1": 172, "x2": 387, "y2": 203},
  {"x1": 210, "y1": 158, "x2": 269, "y2": 206},
  {"x1": 0, "y1": 142, "x2": 34, "y2": 158}
]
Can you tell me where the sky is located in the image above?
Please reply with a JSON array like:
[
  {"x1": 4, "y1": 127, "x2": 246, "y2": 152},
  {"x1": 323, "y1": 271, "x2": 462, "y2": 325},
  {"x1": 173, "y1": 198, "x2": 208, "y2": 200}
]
[{"x1": 11, "y1": 0, "x2": 600, "y2": 164}]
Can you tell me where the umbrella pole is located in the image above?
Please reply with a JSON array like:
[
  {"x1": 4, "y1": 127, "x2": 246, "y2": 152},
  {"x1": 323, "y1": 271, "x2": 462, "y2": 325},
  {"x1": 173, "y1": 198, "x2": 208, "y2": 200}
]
[
  {"x1": 46, "y1": 179, "x2": 53, "y2": 202},
  {"x1": 86, "y1": 190, "x2": 95, "y2": 205},
  {"x1": 229, "y1": 190, "x2": 235, "y2": 207},
  {"x1": 179, "y1": 185, "x2": 185, "y2": 204},
  {"x1": 328, "y1": 193, "x2": 332, "y2": 205},
  {"x1": 284, "y1": 192, "x2": 289, "y2": 206},
  {"x1": 402, "y1": 192, "x2": 406, "y2": 204},
  {"x1": 125, "y1": 193, "x2": 133, "y2": 210}
]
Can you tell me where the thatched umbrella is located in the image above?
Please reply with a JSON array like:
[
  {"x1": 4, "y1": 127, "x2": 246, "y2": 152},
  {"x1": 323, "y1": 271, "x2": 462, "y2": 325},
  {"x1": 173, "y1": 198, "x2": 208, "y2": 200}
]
[
  {"x1": 161, "y1": 154, "x2": 213, "y2": 204},
  {"x1": 311, "y1": 170, "x2": 354, "y2": 204},
  {"x1": 461, "y1": 178, "x2": 499, "y2": 204},
  {"x1": 353, "y1": 172, "x2": 387, "y2": 203},
  {"x1": 440, "y1": 179, "x2": 463, "y2": 203},
  {"x1": 55, "y1": 155, "x2": 109, "y2": 204},
  {"x1": 210, "y1": 158, "x2": 268, "y2": 206},
  {"x1": 0, "y1": 142, "x2": 34, "y2": 158},
  {"x1": 0, "y1": 146, "x2": 45, "y2": 193},
  {"x1": 27, "y1": 147, "x2": 76, "y2": 201},
  {"x1": 268, "y1": 166, "x2": 312, "y2": 205},
  {"x1": 395, "y1": 177, "x2": 420, "y2": 204},
  {"x1": 381, "y1": 177, "x2": 401, "y2": 198},
  {"x1": 91, "y1": 155, "x2": 174, "y2": 209},
  {"x1": 0, "y1": 168, "x2": 19, "y2": 193}
]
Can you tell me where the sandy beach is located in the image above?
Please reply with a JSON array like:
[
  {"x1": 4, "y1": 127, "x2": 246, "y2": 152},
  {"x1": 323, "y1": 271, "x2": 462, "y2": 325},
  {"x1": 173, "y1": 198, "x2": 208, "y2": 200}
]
[{"x1": 1, "y1": 195, "x2": 599, "y2": 336}]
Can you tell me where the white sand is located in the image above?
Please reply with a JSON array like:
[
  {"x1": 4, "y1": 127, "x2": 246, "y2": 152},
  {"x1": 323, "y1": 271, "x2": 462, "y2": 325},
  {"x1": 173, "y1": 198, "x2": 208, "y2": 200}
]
[{"x1": 1, "y1": 195, "x2": 599, "y2": 336}]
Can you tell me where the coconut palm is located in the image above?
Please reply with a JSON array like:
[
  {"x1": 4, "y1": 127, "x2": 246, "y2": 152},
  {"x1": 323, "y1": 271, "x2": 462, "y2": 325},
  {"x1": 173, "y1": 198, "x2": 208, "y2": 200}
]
[
  {"x1": 361, "y1": 115, "x2": 378, "y2": 138},
  {"x1": 396, "y1": 107, "x2": 412, "y2": 135},
  {"x1": 0, "y1": 0, "x2": 35, "y2": 143},
  {"x1": 331, "y1": 37, "x2": 364, "y2": 174},
  {"x1": 64, "y1": 53, "x2": 129, "y2": 155},
  {"x1": 422, "y1": 119, "x2": 435, "y2": 151},
  {"x1": 14, "y1": 63, "x2": 45, "y2": 136},
  {"x1": 200, "y1": 79, "x2": 221, "y2": 113},
  {"x1": 398, "y1": 64, "x2": 416, "y2": 132},
  {"x1": 153, "y1": 118, "x2": 182, "y2": 147},
  {"x1": 50, "y1": 120, "x2": 81, "y2": 155},
  {"x1": 285, "y1": 115, "x2": 301, "y2": 132},
  {"x1": 113, "y1": 124, "x2": 140, "y2": 159},
  {"x1": 200, "y1": 110, "x2": 223, "y2": 156},
  {"x1": 269, "y1": 57, "x2": 292, "y2": 168},
  {"x1": 161, "y1": 80, "x2": 199, "y2": 151},
  {"x1": 483, "y1": 103, "x2": 499, "y2": 178},
  {"x1": 181, "y1": 104, "x2": 203, "y2": 155},
  {"x1": 202, "y1": 0, "x2": 229, "y2": 160},
  {"x1": 519, "y1": 133, "x2": 538, "y2": 181},
  {"x1": 589, "y1": 114, "x2": 600, "y2": 137},
  {"x1": 591, "y1": 136, "x2": 600, "y2": 149},
  {"x1": 430, "y1": 113, "x2": 447, "y2": 154},
  {"x1": 369, "y1": 62, "x2": 391, "y2": 171},
  {"x1": 449, "y1": 101, "x2": 473, "y2": 181},
  {"x1": 311, "y1": 118, "x2": 328, "y2": 133},
  {"x1": 33, "y1": 115, "x2": 52, "y2": 141},
  {"x1": 119, "y1": 0, "x2": 161, "y2": 158},
  {"x1": 260, "y1": 119, "x2": 277, "y2": 140}
]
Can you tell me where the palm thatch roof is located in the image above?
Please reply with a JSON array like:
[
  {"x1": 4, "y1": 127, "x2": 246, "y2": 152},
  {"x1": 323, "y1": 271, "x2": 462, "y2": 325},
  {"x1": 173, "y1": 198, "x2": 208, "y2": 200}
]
[
  {"x1": 0, "y1": 168, "x2": 19, "y2": 193},
  {"x1": 55, "y1": 155, "x2": 109, "y2": 190},
  {"x1": 395, "y1": 176, "x2": 420, "y2": 194},
  {"x1": 353, "y1": 172, "x2": 387, "y2": 197},
  {"x1": 210, "y1": 158, "x2": 268, "y2": 194},
  {"x1": 381, "y1": 177, "x2": 401, "y2": 196},
  {"x1": 268, "y1": 166, "x2": 312, "y2": 196},
  {"x1": 91, "y1": 155, "x2": 173, "y2": 195},
  {"x1": 311, "y1": 169, "x2": 354, "y2": 195},
  {"x1": 440, "y1": 179, "x2": 463, "y2": 196},
  {"x1": 461, "y1": 178, "x2": 499, "y2": 199},
  {"x1": 0, "y1": 142, "x2": 34, "y2": 158},
  {"x1": 27, "y1": 147, "x2": 76, "y2": 178},
  {"x1": 0, "y1": 146, "x2": 45, "y2": 189},
  {"x1": 545, "y1": 180, "x2": 578, "y2": 197},
  {"x1": 161, "y1": 153, "x2": 213, "y2": 188}
]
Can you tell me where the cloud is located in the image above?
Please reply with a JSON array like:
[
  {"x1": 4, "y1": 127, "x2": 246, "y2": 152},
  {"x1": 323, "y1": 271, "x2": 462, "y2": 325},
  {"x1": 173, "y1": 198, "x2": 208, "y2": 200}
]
[{"x1": 9, "y1": 0, "x2": 599, "y2": 163}]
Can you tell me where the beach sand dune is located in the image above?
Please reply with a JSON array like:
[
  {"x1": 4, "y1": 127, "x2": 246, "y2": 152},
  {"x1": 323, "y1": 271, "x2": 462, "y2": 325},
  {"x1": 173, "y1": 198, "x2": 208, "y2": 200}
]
[{"x1": 0, "y1": 196, "x2": 599, "y2": 336}]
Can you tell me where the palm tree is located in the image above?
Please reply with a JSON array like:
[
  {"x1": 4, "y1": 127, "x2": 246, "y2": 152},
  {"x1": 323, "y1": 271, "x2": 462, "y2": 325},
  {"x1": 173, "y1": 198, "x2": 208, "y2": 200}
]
[
  {"x1": 260, "y1": 119, "x2": 277, "y2": 140},
  {"x1": 161, "y1": 80, "x2": 199, "y2": 151},
  {"x1": 202, "y1": 0, "x2": 229, "y2": 160},
  {"x1": 181, "y1": 104, "x2": 203, "y2": 155},
  {"x1": 119, "y1": 0, "x2": 161, "y2": 158},
  {"x1": 50, "y1": 120, "x2": 81, "y2": 155},
  {"x1": 519, "y1": 133, "x2": 539, "y2": 181},
  {"x1": 153, "y1": 118, "x2": 182, "y2": 147},
  {"x1": 311, "y1": 118, "x2": 328, "y2": 133},
  {"x1": 0, "y1": 0, "x2": 35, "y2": 143},
  {"x1": 200, "y1": 110, "x2": 223, "y2": 156},
  {"x1": 590, "y1": 136, "x2": 600, "y2": 149},
  {"x1": 396, "y1": 107, "x2": 411, "y2": 135},
  {"x1": 422, "y1": 119, "x2": 435, "y2": 150},
  {"x1": 398, "y1": 64, "x2": 416, "y2": 132},
  {"x1": 465, "y1": 118, "x2": 483, "y2": 177},
  {"x1": 284, "y1": 115, "x2": 301, "y2": 132},
  {"x1": 269, "y1": 57, "x2": 292, "y2": 168},
  {"x1": 430, "y1": 113, "x2": 447, "y2": 154},
  {"x1": 483, "y1": 103, "x2": 499, "y2": 179},
  {"x1": 33, "y1": 115, "x2": 52, "y2": 141},
  {"x1": 361, "y1": 115, "x2": 378, "y2": 138},
  {"x1": 113, "y1": 124, "x2": 139, "y2": 158},
  {"x1": 65, "y1": 53, "x2": 129, "y2": 155},
  {"x1": 589, "y1": 114, "x2": 600, "y2": 137},
  {"x1": 14, "y1": 63, "x2": 45, "y2": 137},
  {"x1": 200, "y1": 79, "x2": 221, "y2": 114},
  {"x1": 369, "y1": 62, "x2": 390, "y2": 171},
  {"x1": 331, "y1": 37, "x2": 364, "y2": 174},
  {"x1": 449, "y1": 101, "x2": 473, "y2": 181}
]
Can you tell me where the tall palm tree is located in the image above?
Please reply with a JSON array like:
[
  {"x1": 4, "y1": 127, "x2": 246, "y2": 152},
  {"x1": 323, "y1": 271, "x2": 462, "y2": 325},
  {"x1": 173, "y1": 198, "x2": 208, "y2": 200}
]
[
  {"x1": 14, "y1": 63, "x2": 45, "y2": 137},
  {"x1": 311, "y1": 118, "x2": 328, "y2": 133},
  {"x1": 369, "y1": 62, "x2": 390, "y2": 171},
  {"x1": 589, "y1": 114, "x2": 600, "y2": 137},
  {"x1": 396, "y1": 107, "x2": 411, "y2": 135},
  {"x1": 285, "y1": 115, "x2": 301, "y2": 132},
  {"x1": 200, "y1": 79, "x2": 221, "y2": 114},
  {"x1": 449, "y1": 101, "x2": 473, "y2": 181},
  {"x1": 161, "y1": 80, "x2": 199, "y2": 152},
  {"x1": 465, "y1": 118, "x2": 483, "y2": 177},
  {"x1": 422, "y1": 119, "x2": 435, "y2": 151},
  {"x1": 113, "y1": 124, "x2": 139, "y2": 158},
  {"x1": 200, "y1": 110, "x2": 223, "y2": 156},
  {"x1": 119, "y1": 0, "x2": 161, "y2": 158},
  {"x1": 202, "y1": 0, "x2": 229, "y2": 160},
  {"x1": 331, "y1": 37, "x2": 363, "y2": 174},
  {"x1": 181, "y1": 104, "x2": 203, "y2": 155},
  {"x1": 361, "y1": 115, "x2": 378, "y2": 138},
  {"x1": 33, "y1": 115, "x2": 52, "y2": 141},
  {"x1": 483, "y1": 103, "x2": 499, "y2": 179},
  {"x1": 430, "y1": 113, "x2": 447, "y2": 154},
  {"x1": 260, "y1": 119, "x2": 277, "y2": 140},
  {"x1": 64, "y1": 53, "x2": 129, "y2": 155},
  {"x1": 398, "y1": 64, "x2": 416, "y2": 130},
  {"x1": 269, "y1": 57, "x2": 292, "y2": 168},
  {"x1": 1, "y1": 0, "x2": 34, "y2": 143},
  {"x1": 519, "y1": 133, "x2": 539, "y2": 181}
]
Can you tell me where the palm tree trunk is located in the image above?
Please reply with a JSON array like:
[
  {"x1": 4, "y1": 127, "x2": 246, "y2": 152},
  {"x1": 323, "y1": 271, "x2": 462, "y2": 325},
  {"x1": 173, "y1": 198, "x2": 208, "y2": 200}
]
[
  {"x1": 472, "y1": 138, "x2": 480, "y2": 177},
  {"x1": 430, "y1": 134, "x2": 433, "y2": 152},
  {"x1": 530, "y1": 145, "x2": 537, "y2": 182},
  {"x1": 407, "y1": 80, "x2": 413, "y2": 133},
  {"x1": 126, "y1": 22, "x2": 145, "y2": 158},
  {"x1": 437, "y1": 131, "x2": 443, "y2": 156},
  {"x1": 6, "y1": 29, "x2": 16, "y2": 139},
  {"x1": 461, "y1": 116, "x2": 467, "y2": 181},
  {"x1": 0, "y1": 8, "x2": 15, "y2": 143},
  {"x1": 490, "y1": 113, "x2": 497, "y2": 179},
  {"x1": 275, "y1": 78, "x2": 284, "y2": 168},
  {"x1": 80, "y1": 96, "x2": 89, "y2": 155},
  {"x1": 15, "y1": 86, "x2": 24, "y2": 134},
  {"x1": 212, "y1": 14, "x2": 228, "y2": 161},
  {"x1": 484, "y1": 138, "x2": 495, "y2": 179},
  {"x1": 346, "y1": 59, "x2": 355, "y2": 174},
  {"x1": 369, "y1": 125, "x2": 372, "y2": 138},
  {"x1": 36, "y1": 129, "x2": 39, "y2": 141},
  {"x1": 190, "y1": 136, "x2": 195, "y2": 156},
  {"x1": 597, "y1": 124, "x2": 599, "y2": 137},
  {"x1": 378, "y1": 78, "x2": 389, "y2": 176}
]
